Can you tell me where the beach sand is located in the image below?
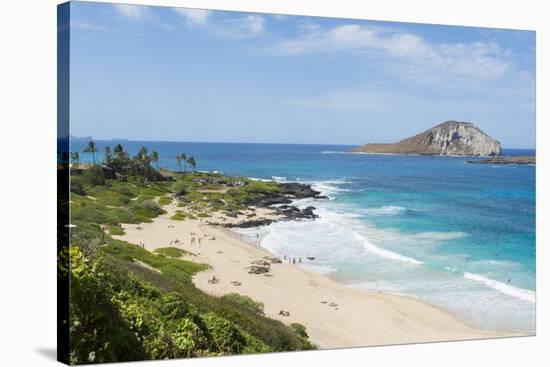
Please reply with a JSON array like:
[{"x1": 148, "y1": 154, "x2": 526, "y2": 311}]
[{"x1": 115, "y1": 201, "x2": 516, "y2": 349}]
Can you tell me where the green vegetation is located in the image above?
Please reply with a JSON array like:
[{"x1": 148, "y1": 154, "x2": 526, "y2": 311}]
[
  {"x1": 67, "y1": 143, "x2": 315, "y2": 364},
  {"x1": 108, "y1": 225, "x2": 126, "y2": 236},
  {"x1": 158, "y1": 195, "x2": 173, "y2": 206},
  {"x1": 290, "y1": 323, "x2": 309, "y2": 338},
  {"x1": 154, "y1": 247, "x2": 193, "y2": 258},
  {"x1": 222, "y1": 293, "x2": 264, "y2": 315}
]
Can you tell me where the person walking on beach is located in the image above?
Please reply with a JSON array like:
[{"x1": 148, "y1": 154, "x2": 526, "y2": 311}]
[{"x1": 292, "y1": 258, "x2": 296, "y2": 265}]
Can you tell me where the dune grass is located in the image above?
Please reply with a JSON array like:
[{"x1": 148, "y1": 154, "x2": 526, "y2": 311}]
[{"x1": 154, "y1": 247, "x2": 194, "y2": 258}]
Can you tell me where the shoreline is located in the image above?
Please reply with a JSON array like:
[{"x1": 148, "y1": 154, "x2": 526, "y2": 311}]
[{"x1": 114, "y1": 199, "x2": 523, "y2": 348}]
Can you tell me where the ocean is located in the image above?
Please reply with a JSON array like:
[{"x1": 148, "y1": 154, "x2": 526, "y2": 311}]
[{"x1": 71, "y1": 140, "x2": 536, "y2": 332}]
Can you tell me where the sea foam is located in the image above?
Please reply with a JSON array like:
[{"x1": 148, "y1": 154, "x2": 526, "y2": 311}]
[
  {"x1": 464, "y1": 272, "x2": 536, "y2": 303},
  {"x1": 352, "y1": 232, "x2": 424, "y2": 265},
  {"x1": 362, "y1": 205, "x2": 408, "y2": 216}
]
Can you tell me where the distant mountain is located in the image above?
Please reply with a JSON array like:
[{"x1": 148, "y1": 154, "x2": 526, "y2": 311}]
[
  {"x1": 351, "y1": 121, "x2": 501, "y2": 156},
  {"x1": 69, "y1": 135, "x2": 94, "y2": 142}
]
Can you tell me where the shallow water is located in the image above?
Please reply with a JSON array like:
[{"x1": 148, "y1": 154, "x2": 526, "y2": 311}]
[{"x1": 73, "y1": 140, "x2": 536, "y2": 332}]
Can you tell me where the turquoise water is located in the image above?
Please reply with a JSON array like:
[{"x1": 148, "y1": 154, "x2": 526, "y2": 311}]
[{"x1": 72, "y1": 140, "x2": 536, "y2": 332}]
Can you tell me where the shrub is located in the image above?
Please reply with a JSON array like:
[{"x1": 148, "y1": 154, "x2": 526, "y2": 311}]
[
  {"x1": 172, "y1": 180, "x2": 189, "y2": 196},
  {"x1": 222, "y1": 293, "x2": 264, "y2": 315},
  {"x1": 170, "y1": 212, "x2": 187, "y2": 221},
  {"x1": 158, "y1": 196, "x2": 173, "y2": 206},
  {"x1": 154, "y1": 247, "x2": 188, "y2": 258},
  {"x1": 290, "y1": 323, "x2": 309, "y2": 338},
  {"x1": 172, "y1": 318, "x2": 208, "y2": 357},
  {"x1": 131, "y1": 200, "x2": 164, "y2": 219},
  {"x1": 203, "y1": 313, "x2": 245, "y2": 355},
  {"x1": 70, "y1": 177, "x2": 87, "y2": 195},
  {"x1": 241, "y1": 332, "x2": 272, "y2": 354},
  {"x1": 81, "y1": 166, "x2": 106, "y2": 186},
  {"x1": 109, "y1": 225, "x2": 125, "y2": 236},
  {"x1": 158, "y1": 292, "x2": 190, "y2": 319}
]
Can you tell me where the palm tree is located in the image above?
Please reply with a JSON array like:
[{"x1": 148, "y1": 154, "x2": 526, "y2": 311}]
[
  {"x1": 176, "y1": 154, "x2": 182, "y2": 172},
  {"x1": 113, "y1": 144, "x2": 124, "y2": 158},
  {"x1": 137, "y1": 146, "x2": 148, "y2": 161},
  {"x1": 83, "y1": 140, "x2": 98, "y2": 165},
  {"x1": 103, "y1": 146, "x2": 112, "y2": 165},
  {"x1": 187, "y1": 156, "x2": 196, "y2": 172},
  {"x1": 70, "y1": 152, "x2": 80, "y2": 169},
  {"x1": 187, "y1": 156, "x2": 197, "y2": 191},
  {"x1": 150, "y1": 150, "x2": 160, "y2": 170},
  {"x1": 181, "y1": 153, "x2": 187, "y2": 173}
]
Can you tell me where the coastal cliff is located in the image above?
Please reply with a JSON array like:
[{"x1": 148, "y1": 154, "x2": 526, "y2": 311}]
[{"x1": 351, "y1": 121, "x2": 501, "y2": 156}]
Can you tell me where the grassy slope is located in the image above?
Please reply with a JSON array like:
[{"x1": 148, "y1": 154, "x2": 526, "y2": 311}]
[{"x1": 69, "y1": 172, "x2": 314, "y2": 364}]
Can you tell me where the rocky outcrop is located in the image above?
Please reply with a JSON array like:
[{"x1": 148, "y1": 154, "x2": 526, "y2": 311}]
[
  {"x1": 226, "y1": 218, "x2": 274, "y2": 228},
  {"x1": 351, "y1": 121, "x2": 501, "y2": 156},
  {"x1": 467, "y1": 156, "x2": 535, "y2": 165},
  {"x1": 225, "y1": 182, "x2": 326, "y2": 228}
]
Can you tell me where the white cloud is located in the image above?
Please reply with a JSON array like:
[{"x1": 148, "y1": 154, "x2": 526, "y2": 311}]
[
  {"x1": 173, "y1": 8, "x2": 210, "y2": 27},
  {"x1": 292, "y1": 89, "x2": 418, "y2": 111},
  {"x1": 273, "y1": 14, "x2": 288, "y2": 21},
  {"x1": 113, "y1": 4, "x2": 151, "y2": 22},
  {"x1": 298, "y1": 21, "x2": 321, "y2": 32},
  {"x1": 269, "y1": 24, "x2": 511, "y2": 80},
  {"x1": 70, "y1": 20, "x2": 106, "y2": 31},
  {"x1": 215, "y1": 15, "x2": 265, "y2": 38}
]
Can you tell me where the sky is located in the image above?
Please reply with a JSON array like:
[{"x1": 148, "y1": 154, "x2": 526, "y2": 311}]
[{"x1": 69, "y1": 1, "x2": 536, "y2": 148}]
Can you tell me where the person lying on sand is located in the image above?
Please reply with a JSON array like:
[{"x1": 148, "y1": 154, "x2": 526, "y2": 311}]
[
  {"x1": 208, "y1": 276, "x2": 218, "y2": 284},
  {"x1": 278, "y1": 310, "x2": 290, "y2": 317},
  {"x1": 230, "y1": 280, "x2": 242, "y2": 286}
]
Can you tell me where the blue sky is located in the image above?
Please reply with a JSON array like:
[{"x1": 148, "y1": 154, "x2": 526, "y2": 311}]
[{"x1": 69, "y1": 1, "x2": 536, "y2": 148}]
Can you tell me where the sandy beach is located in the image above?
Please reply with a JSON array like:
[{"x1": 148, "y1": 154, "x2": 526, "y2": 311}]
[{"x1": 114, "y1": 199, "x2": 515, "y2": 349}]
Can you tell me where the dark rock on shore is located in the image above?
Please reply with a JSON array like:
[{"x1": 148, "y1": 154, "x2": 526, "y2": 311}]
[
  {"x1": 278, "y1": 183, "x2": 328, "y2": 199},
  {"x1": 225, "y1": 218, "x2": 274, "y2": 228},
  {"x1": 248, "y1": 265, "x2": 270, "y2": 274},
  {"x1": 249, "y1": 183, "x2": 327, "y2": 207},
  {"x1": 255, "y1": 195, "x2": 293, "y2": 207},
  {"x1": 276, "y1": 205, "x2": 318, "y2": 219}
]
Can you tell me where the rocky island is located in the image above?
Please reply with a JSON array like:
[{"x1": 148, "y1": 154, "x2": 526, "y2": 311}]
[{"x1": 351, "y1": 121, "x2": 501, "y2": 156}]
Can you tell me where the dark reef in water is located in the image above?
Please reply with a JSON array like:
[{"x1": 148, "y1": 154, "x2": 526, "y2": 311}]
[{"x1": 467, "y1": 156, "x2": 535, "y2": 165}]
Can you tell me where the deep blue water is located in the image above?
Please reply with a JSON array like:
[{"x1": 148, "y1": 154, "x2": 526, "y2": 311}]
[{"x1": 72, "y1": 140, "x2": 536, "y2": 332}]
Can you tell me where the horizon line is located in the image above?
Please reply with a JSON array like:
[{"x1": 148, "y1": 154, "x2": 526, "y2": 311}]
[{"x1": 66, "y1": 136, "x2": 536, "y2": 150}]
